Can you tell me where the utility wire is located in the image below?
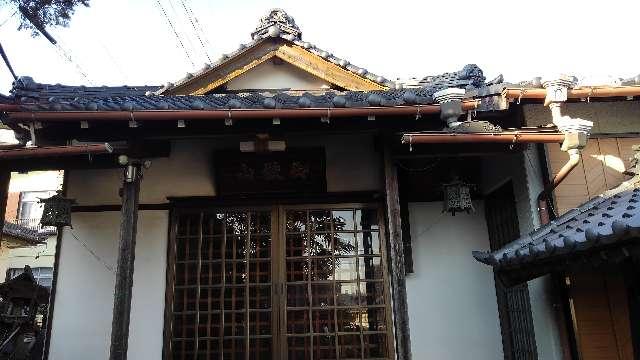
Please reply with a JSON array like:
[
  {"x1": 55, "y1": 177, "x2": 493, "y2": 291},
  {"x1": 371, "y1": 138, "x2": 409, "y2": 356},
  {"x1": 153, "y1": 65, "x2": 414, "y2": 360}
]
[
  {"x1": 166, "y1": 0, "x2": 197, "y2": 62},
  {"x1": 53, "y1": 41, "x2": 93, "y2": 85},
  {"x1": 179, "y1": 0, "x2": 212, "y2": 63},
  {"x1": 185, "y1": 0, "x2": 212, "y2": 53},
  {"x1": 97, "y1": 40, "x2": 129, "y2": 84},
  {"x1": 69, "y1": 230, "x2": 114, "y2": 274},
  {"x1": 155, "y1": 0, "x2": 195, "y2": 68},
  {"x1": 0, "y1": 10, "x2": 16, "y2": 28}
]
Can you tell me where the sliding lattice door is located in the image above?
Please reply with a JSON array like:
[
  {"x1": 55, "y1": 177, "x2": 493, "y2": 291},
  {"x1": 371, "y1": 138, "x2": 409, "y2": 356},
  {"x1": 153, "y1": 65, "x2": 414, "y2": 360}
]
[
  {"x1": 168, "y1": 210, "x2": 275, "y2": 359},
  {"x1": 283, "y1": 207, "x2": 392, "y2": 359},
  {"x1": 166, "y1": 205, "x2": 393, "y2": 360}
]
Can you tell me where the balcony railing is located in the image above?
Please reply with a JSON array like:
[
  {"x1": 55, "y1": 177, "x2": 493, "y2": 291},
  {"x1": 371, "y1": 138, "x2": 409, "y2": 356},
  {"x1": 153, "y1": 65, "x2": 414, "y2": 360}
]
[{"x1": 12, "y1": 218, "x2": 57, "y2": 235}]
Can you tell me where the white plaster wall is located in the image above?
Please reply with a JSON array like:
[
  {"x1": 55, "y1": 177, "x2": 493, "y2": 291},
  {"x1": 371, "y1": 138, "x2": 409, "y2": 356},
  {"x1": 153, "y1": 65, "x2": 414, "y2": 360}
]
[
  {"x1": 226, "y1": 61, "x2": 330, "y2": 90},
  {"x1": 406, "y1": 201, "x2": 503, "y2": 360},
  {"x1": 68, "y1": 134, "x2": 380, "y2": 205},
  {"x1": 48, "y1": 211, "x2": 168, "y2": 360}
]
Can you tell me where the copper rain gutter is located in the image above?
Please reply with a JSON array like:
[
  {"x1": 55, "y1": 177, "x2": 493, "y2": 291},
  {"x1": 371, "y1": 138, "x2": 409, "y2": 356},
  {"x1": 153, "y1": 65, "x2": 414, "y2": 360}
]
[
  {"x1": 0, "y1": 104, "x2": 21, "y2": 111},
  {"x1": 3, "y1": 102, "x2": 479, "y2": 122},
  {"x1": 503, "y1": 86, "x2": 640, "y2": 101},
  {"x1": 0, "y1": 143, "x2": 113, "y2": 159},
  {"x1": 400, "y1": 130, "x2": 575, "y2": 226},
  {"x1": 401, "y1": 132, "x2": 565, "y2": 145}
]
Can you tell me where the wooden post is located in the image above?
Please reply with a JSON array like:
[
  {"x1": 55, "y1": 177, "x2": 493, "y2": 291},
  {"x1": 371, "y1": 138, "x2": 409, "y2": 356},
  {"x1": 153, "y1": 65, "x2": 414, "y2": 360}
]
[
  {"x1": 382, "y1": 140, "x2": 412, "y2": 360},
  {"x1": 0, "y1": 170, "x2": 10, "y2": 243},
  {"x1": 109, "y1": 164, "x2": 142, "y2": 360}
]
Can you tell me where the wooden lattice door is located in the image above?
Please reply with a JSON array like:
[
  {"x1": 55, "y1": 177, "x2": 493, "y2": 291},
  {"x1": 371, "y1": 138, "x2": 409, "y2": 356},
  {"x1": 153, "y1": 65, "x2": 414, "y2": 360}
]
[{"x1": 165, "y1": 205, "x2": 393, "y2": 360}]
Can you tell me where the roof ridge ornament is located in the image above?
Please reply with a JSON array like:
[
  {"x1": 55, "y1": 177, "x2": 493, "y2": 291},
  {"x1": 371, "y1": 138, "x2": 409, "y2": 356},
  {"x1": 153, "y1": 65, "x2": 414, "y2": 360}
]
[{"x1": 252, "y1": 9, "x2": 302, "y2": 41}]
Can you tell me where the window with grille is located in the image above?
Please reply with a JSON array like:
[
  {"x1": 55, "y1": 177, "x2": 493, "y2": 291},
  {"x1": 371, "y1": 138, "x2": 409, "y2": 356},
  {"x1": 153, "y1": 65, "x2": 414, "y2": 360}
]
[{"x1": 166, "y1": 205, "x2": 394, "y2": 360}]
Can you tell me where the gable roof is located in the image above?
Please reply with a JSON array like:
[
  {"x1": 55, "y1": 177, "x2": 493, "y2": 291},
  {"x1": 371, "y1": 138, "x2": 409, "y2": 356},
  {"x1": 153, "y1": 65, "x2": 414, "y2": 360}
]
[{"x1": 156, "y1": 9, "x2": 393, "y2": 95}]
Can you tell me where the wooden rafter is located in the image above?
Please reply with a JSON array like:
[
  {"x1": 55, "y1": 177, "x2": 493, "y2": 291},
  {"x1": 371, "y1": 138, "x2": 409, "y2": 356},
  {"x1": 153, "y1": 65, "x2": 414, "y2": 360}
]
[
  {"x1": 190, "y1": 50, "x2": 279, "y2": 95},
  {"x1": 274, "y1": 44, "x2": 386, "y2": 91}
]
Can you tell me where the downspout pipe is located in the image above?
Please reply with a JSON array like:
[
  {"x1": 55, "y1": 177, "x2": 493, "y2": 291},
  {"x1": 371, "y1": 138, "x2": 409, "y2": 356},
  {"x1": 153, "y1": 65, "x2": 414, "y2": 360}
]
[
  {"x1": 537, "y1": 148, "x2": 581, "y2": 224},
  {"x1": 536, "y1": 75, "x2": 593, "y2": 225}
]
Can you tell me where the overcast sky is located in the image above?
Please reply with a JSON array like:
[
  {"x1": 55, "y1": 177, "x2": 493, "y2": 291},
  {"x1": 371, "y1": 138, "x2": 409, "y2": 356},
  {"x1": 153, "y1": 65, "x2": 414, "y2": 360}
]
[{"x1": 0, "y1": 0, "x2": 638, "y2": 94}]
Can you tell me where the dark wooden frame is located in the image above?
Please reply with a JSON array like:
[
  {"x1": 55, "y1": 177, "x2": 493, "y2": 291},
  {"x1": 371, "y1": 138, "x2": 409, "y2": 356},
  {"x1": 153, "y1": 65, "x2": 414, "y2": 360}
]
[
  {"x1": 381, "y1": 139, "x2": 411, "y2": 360},
  {"x1": 109, "y1": 165, "x2": 142, "y2": 360},
  {"x1": 485, "y1": 181, "x2": 538, "y2": 360},
  {"x1": 41, "y1": 170, "x2": 67, "y2": 360},
  {"x1": 162, "y1": 199, "x2": 396, "y2": 360},
  {"x1": 623, "y1": 258, "x2": 640, "y2": 360},
  {"x1": 0, "y1": 170, "x2": 10, "y2": 237}
]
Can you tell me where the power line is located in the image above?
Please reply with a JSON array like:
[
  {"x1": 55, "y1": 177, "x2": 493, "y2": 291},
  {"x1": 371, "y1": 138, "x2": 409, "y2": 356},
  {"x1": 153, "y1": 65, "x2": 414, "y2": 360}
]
[
  {"x1": 154, "y1": 0, "x2": 195, "y2": 68},
  {"x1": 0, "y1": 10, "x2": 16, "y2": 28},
  {"x1": 166, "y1": 0, "x2": 198, "y2": 62},
  {"x1": 69, "y1": 230, "x2": 114, "y2": 274},
  {"x1": 179, "y1": 0, "x2": 212, "y2": 63},
  {"x1": 53, "y1": 41, "x2": 94, "y2": 85},
  {"x1": 97, "y1": 40, "x2": 129, "y2": 84}
]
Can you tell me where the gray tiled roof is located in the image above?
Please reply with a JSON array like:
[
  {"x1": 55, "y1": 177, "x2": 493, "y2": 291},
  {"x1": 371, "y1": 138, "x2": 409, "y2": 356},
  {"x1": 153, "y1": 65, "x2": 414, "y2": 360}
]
[
  {"x1": 13, "y1": 87, "x2": 439, "y2": 112},
  {"x1": 10, "y1": 65, "x2": 497, "y2": 112},
  {"x1": 473, "y1": 176, "x2": 640, "y2": 271},
  {"x1": 2, "y1": 221, "x2": 45, "y2": 245},
  {"x1": 11, "y1": 76, "x2": 160, "y2": 105}
]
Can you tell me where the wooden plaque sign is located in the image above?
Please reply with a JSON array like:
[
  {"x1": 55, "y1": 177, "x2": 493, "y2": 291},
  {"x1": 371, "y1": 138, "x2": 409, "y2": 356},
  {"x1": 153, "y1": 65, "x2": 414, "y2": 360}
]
[{"x1": 214, "y1": 148, "x2": 326, "y2": 195}]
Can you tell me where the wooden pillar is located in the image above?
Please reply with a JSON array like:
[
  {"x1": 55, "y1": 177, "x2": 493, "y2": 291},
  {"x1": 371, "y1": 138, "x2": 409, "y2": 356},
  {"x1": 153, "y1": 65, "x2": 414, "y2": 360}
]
[
  {"x1": 0, "y1": 170, "x2": 10, "y2": 243},
  {"x1": 109, "y1": 164, "x2": 142, "y2": 360},
  {"x1": 382, "y1": 140, "x2": 412, "y2": 360},
  {"x1": 624, "y1": 259, "x2": 640, "y2": 359}
]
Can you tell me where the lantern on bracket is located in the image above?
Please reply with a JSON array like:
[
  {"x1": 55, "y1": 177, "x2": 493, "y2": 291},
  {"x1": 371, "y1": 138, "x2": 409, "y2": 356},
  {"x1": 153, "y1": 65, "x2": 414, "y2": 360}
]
[
  {"x1": 39, "y1": 191, "x2": 76, "y2": 227},
  {"x1": 442, "y1": 176, "x2": 475, "y2": 216}
]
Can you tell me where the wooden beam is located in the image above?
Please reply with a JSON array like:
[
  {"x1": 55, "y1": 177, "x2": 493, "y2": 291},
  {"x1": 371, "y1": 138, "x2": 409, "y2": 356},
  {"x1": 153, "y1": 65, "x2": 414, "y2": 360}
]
[
  {"x1": 164, "y1": 40, "x2": 280, "y2": 95},
  {"x1": 624, "y1": 259, "x2": 640, "y2": 359},
  {"x1": 0, "y1": 170, "x2": 10, "y2": 244},
  {"x1": 275, "y1": 44, "x2": 386, "y2": 91},
  {"x1": 43, "y1": 170, "x2": 68, "y2": 360},
  {"x1": 382, "y1": 138, "x2": 412, "y2": 360},
  {"x1": 190, "y1": 50, "x2": 278, "y2": 95},
  {"x1": 109, "y1": 164, "x2": 142, "y2": 360}
]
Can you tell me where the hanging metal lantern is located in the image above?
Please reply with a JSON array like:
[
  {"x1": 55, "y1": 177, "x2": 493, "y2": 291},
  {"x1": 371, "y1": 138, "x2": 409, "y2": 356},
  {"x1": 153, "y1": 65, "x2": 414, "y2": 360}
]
[
  {"x1": 39, "y1": 191, "x2": 76, "y2": 227},
  {"x1": 442, "y1": 177, "x2": 475, "y2": 216}
]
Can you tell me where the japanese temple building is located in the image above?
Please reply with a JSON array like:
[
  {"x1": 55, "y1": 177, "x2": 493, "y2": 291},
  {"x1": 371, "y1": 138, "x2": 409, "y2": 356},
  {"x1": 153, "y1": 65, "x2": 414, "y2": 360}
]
[{"x1": 1, "y1": 8, "x2": 640, "y2": 360}]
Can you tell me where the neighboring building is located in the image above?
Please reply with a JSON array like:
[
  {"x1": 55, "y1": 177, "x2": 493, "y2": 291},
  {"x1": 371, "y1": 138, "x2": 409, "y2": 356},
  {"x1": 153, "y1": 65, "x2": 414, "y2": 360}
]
[
  {"x1": 0, "y1": 8, "x2": 639, "y2": 360},
  {"x1": 0, "y1": 171, "x2": 62, "y2": 287}
]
